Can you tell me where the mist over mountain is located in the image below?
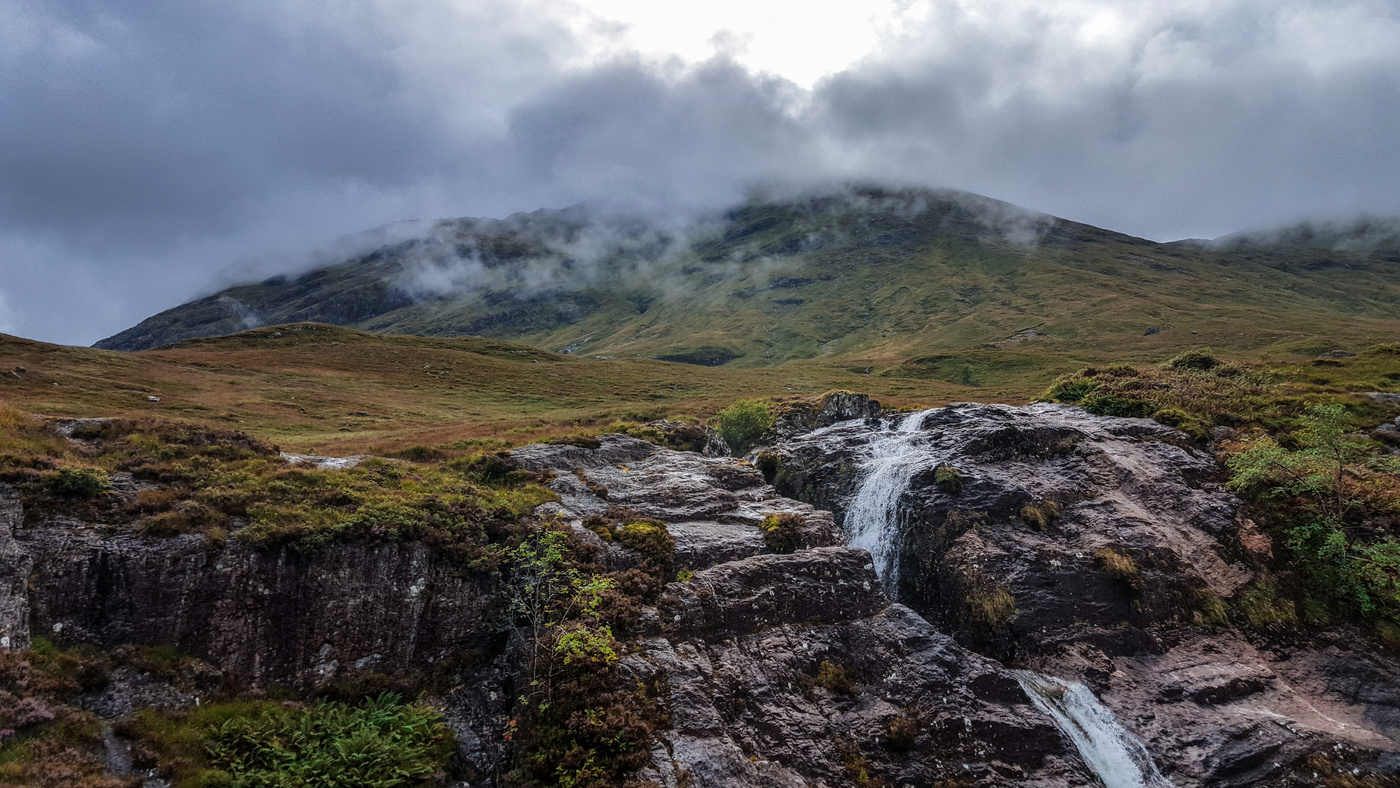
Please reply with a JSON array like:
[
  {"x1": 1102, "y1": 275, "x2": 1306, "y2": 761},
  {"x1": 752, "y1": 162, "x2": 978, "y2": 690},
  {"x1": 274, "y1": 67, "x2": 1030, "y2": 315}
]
[{"x1": 96, "y1": 185, "x2": 1400, "y2": 373}]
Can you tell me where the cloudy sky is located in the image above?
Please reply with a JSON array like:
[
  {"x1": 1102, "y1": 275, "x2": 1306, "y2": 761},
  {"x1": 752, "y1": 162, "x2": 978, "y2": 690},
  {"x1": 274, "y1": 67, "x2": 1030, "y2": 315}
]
[{"x1": 2, "y1": 0, "x2": 1399, "y2": 345}]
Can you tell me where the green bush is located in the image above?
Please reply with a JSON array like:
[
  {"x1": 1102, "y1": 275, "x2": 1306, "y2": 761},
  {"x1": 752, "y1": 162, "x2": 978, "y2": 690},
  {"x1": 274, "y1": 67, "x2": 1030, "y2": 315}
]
[
  {"x1": 1166, "y1": 349, "x2": 1223, "y2": 372},
  {"x1": 933, "y1": 464, "x2": 962, "y2": 494},
  {"x1": 616, "y1": 520, "x2": 675, "y2": 572},
  {"x1": 1081, "y1": 392, "x2": 1152, "y2": 417},
  {"x1": 1041, "y1": 376, "x2": 1099, "y2": 403},
  {"x1": 760, "y1": 512, "x2": 804, "y2": 554},
  {"x1": 713, "y1": 399, "x2": 774, "y2": 456},
  {"x1": 46, "y1": 467, "x2": 109, "y2": 499}
]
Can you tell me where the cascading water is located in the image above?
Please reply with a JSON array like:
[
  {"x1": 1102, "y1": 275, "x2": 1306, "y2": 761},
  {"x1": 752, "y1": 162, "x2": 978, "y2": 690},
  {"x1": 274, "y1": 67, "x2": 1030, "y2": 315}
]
[
  {"x1": 1012, "y1": 671, "x2": 1172, "y2": 788},
  {"x1": 842, "y1": 408, "x2": 937, "y2": 589}
]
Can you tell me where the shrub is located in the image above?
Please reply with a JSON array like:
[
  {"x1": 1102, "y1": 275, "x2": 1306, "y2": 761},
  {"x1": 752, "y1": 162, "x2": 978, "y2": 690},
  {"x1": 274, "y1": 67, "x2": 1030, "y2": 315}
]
[
  {"x1": 616, "y1": 520, "x2": 675, "y2": 574},
  {"x1": 760, "y1": 512, "x2": 804, "y2": 554},
  {"x1": 1093, "y1": 547, "x2": 1143, "y2": 592},
  {"x1": 713, "y1": 399, "x2": 774, "y2": 456},
  {"x1": 1166, "y1": 349, "x2": 1223, "y2": 372},
  {"x1": 933, "y1": 464, "x2": 962, "y2": 494},
  {"x1": 46, "y1": 467, "x2": 109, "y2": 499},
  {"x1": 123, "y1": 693, "x2": 453, "y2": 787},
  {"x1": 884, "y1": 715, "x2": 918, "y2": 752},
  {"x1": 1041, "y1": 376, "x2": 1099, "y2": 403},
  {"x1": 1081, "y1": 392, "x2": 1152, "y2": 418}
]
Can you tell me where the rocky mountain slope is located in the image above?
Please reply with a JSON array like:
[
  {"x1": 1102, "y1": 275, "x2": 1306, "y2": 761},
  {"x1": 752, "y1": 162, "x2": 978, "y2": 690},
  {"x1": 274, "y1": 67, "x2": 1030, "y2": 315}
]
[
  {"x1": 3, "y1": 394, "x2": 1397, "y2": 785},
  {"x1": 95, "y1": 186, "x2": 1400, "y2": 377}
]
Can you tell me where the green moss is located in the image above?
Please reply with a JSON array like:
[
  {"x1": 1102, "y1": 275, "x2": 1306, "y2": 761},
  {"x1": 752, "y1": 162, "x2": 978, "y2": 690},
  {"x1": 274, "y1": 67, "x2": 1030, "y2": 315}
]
[
  {"x1": 966, "y1": 586, "x2": 1017, "y2": 628},
  {"x1": 814, "y1": 660, "x2": 857, "y2": 695},
  {"x1": 1236, "y1": 576, "x2": 1298, "y2": 629},
  {"x1": 760, "y1": 512, "x2": 804, "y2": 554},
  {"x1": 933, "y1": 463, "x2": 962, "y2": 494},
  {"x1": 1192, "y1": 590, "x2": 1231, "y2": 627},
  {"x1": 1093, "y1": 547, "x2": 1143, "y2": 592},
  {"x1": 1020, "y1": 501, "x2": 1061, "y2": 531}
]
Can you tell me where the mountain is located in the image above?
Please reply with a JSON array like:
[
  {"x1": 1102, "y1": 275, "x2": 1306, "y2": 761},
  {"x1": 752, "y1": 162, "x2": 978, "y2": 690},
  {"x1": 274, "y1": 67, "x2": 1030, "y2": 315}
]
[{"x1": 96, "y1": 185, "x2": 1400, "y2": 372}]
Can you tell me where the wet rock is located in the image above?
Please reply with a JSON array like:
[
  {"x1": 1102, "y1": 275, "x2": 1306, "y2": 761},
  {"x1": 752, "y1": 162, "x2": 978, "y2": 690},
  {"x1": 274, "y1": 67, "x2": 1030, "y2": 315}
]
[
  {"x1": 773, "y1": 400, "x2": 1400, "y2": 785},
  {"x1": 0, "y1": 499, "x2": 32, "y2": 651},
  {"x1": 16, "y1": 524, "x2": 503, "y2": 689},
  {"x1": 515, "y1": 434, "x2": 840, "y2": 569},
  {"x1": 515, "y1": 434, "x2": 1098, "y2": 787},
  {"x1": 772, "y1": 391, "x2": 883, "y2": 440},
  {"x1": 777, "y1": 402, "x2": 1250, "y2": 657},
  {"x1": 635, "y1": 554, "x2": 1093, "y2": 787}
]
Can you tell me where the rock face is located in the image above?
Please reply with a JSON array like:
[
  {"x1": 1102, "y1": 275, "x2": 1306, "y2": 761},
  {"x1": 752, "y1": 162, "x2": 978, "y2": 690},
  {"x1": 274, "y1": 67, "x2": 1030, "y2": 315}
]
[
  {"x1": 772, "y1": 401, "x2": 1400, "y2": 785},
  {"x1": 512, "y1": 434, "x2": 843, "y2": 567},
  {"x1": 511, "y1": 436, "x2": 1097, "y2": 787},
  {"x1": 6, "y1": 409, "x2": 1400, "y2": 786},
  {"x1": 4, "y1": 501, "x2": 503, "y2": 690}
]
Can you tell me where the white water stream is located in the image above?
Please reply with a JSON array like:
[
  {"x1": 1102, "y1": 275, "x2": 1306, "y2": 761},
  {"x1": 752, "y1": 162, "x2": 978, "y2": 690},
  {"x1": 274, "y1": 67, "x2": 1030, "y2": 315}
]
[
  {"x1": 842, "y1": 408, "x2": 937, "y2": 589},
  {"x1": 1012, "y1": 671, "x2": 1172, "y2": 788}
]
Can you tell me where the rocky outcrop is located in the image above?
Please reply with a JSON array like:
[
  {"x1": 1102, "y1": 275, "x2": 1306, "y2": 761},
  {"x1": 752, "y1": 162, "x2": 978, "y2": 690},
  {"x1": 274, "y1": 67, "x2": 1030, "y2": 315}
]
[
  {"x1": 776, "y1": 402, "x2": 1251, "y2": 654},
  {"x1": 770, "y1": 391, "x2": 884, "y2": 441},
  {"x1": 0, "y1": 499, "x2": 32, "y2": 651},
  {"x1": 514, "y1": 434, "x2": 842, "y2": 568},
  {"x1": 773, "y1": 401, "x2": 1400, "y2": 786},
  {"x1": 514, "y1": 434, "x2": 1098, "y2": 787},
  {"x1": 8, "y1": 518, "x2": 503, "y2": 690}
]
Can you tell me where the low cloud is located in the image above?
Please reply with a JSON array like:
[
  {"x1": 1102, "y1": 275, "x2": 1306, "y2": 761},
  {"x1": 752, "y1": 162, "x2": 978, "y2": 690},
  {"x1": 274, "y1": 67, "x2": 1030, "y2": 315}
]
[{"x1": 0, "y1": 289, "x2": 14, "y2": 336}]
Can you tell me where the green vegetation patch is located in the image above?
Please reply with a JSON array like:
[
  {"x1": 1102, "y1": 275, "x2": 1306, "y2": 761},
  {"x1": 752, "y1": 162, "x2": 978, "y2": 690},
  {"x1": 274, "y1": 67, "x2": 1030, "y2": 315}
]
[
  {"x1": 120, "y1": 693, "x2": 453, "y2": 788},
  {"x1": 0, "y1": 412, "x2": 557, "y2": 562},
  {"x1": 1043, "y1": 350, "x2": 1400, "y2": 639},
  {"x1": 760, "y1": 512, "x2": 805, "y2": 554},
  {"x1": 0, "y1": 639, "x2": 132, "y2": 788},
  {"x1": 713, "y1": 398, "x2": 774, "y2": 456}
]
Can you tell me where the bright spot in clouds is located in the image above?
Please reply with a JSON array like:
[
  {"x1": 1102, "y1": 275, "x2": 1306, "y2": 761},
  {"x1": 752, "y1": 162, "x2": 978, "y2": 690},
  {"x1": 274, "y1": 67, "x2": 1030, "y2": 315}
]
[{"x1": 569, "y1": 0, "x2": 903, "y2": 86}]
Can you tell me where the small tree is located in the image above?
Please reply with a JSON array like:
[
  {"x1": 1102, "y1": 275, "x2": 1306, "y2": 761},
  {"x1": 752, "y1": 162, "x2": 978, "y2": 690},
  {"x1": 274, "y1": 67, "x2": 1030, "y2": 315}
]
[
  {"x1": 505, "y1": 527, "x2": 614, "y2": 711},
  {"x1": 714, "y1": 399, "x2": 774, "y2": 456}
]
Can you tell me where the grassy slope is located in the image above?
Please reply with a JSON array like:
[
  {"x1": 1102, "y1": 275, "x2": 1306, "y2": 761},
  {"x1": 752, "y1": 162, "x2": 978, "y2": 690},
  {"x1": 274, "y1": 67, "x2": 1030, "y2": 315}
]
[
  {"x1": 7, "y1": 320, "x2": 1400, "y2": 459},
  {"x1": 1, "y1": 324, "x2": 998, "y2": 454}
]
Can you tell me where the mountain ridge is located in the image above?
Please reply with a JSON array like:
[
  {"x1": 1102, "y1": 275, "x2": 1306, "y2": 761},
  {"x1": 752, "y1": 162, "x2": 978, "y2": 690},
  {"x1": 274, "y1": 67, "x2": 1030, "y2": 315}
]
[{"x1": 96, "y1": 185, "x2": 1400, "y2": 369}]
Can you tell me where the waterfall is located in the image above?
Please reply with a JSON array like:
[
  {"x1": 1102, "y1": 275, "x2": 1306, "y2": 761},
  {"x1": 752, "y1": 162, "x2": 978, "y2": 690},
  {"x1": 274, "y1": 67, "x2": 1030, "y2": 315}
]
[
  {"x1": 843, "y1": 409, "x2": 937, "y2": 589},
  {"x1": 1012, "y1": 671, "x2": 1172, "y2": 788}
]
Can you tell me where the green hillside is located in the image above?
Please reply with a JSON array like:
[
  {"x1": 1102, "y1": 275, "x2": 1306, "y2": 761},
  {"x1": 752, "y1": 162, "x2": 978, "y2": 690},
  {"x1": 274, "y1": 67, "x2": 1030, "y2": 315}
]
[{"x1": 96, "y1": 186, "x2": 1400, "y2": 380}]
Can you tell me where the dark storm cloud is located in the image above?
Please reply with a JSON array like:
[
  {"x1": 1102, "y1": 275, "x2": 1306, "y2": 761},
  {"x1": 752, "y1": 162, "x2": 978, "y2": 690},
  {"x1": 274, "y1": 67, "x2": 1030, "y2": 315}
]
[{"x1": 1, "y1": 0, "x2": 1398, "y2": 344}]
